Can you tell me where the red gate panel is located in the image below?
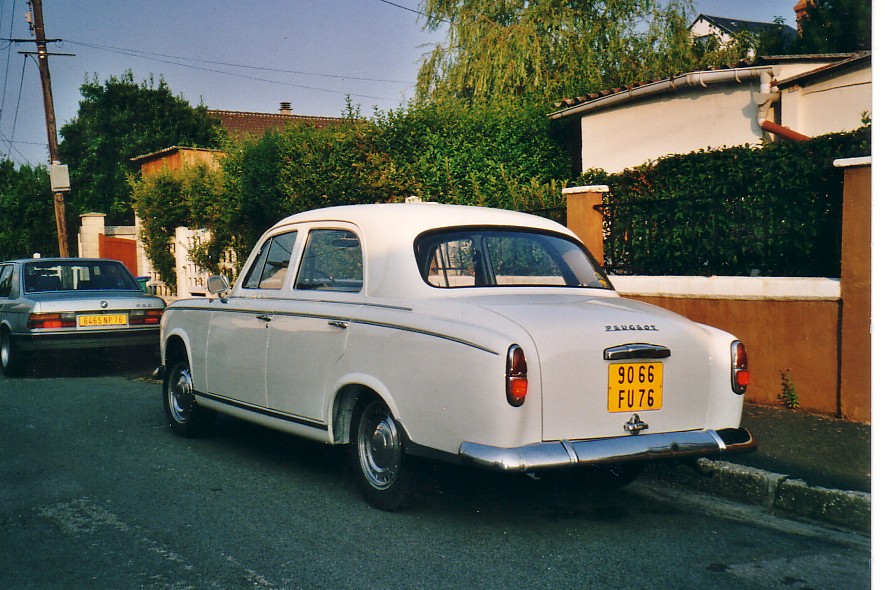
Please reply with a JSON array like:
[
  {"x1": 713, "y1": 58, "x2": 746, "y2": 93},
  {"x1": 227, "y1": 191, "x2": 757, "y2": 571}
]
[{"x1": 98, "y1": 234, "x2": 138, "y2": 275}]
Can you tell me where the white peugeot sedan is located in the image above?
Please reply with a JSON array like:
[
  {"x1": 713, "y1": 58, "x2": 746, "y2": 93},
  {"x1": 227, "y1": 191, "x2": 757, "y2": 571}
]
[{"x1": 159, "y1": 203, "x2": 754, "y2": 510}]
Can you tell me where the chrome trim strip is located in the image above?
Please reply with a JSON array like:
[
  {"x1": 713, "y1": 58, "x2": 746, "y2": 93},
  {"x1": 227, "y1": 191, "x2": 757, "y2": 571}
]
[
  {"x1": 350, "y1": 319, "x2": 499, "y2": 355},
  {"x1": 196, "y1": 390, "x2": 328, "y2": 431},
  {"x1": 459, "y1": 428, "x2": 755, "y2": 472},
  {"x1": 171, "y1": 298, "x2": 411, "y2": 312},
  {"x1": 604, "y1": 343, "x2": 671, "y2": 360},
  {"x1": 167, "y1": 307, "x2": 495, "y2": 354}
]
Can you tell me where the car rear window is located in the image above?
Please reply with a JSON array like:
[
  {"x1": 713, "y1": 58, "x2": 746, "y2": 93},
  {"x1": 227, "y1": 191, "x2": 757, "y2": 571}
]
[
  {"x1": 415, "y1": 227, "x2": 612, "y2": 289},
  {"x1": 23, "y1": 261, "x2": 140, "y2": 293}
]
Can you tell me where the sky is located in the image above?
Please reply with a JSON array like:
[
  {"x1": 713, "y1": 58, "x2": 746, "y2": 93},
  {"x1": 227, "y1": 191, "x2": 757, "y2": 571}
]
[{"x1": 0, "y1": 1, "x2": 801, "y2": 167}]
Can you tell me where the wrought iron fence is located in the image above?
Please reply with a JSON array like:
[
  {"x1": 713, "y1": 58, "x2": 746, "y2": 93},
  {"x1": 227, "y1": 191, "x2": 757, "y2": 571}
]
[{"x1": 596, "y1": 191, "x2": 841, "y2": 277}]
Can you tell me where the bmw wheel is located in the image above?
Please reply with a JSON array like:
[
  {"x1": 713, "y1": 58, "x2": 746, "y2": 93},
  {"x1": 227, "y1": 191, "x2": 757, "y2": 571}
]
[{"x1": 1, "y1": 329, "x2": 27, "y2": 377}]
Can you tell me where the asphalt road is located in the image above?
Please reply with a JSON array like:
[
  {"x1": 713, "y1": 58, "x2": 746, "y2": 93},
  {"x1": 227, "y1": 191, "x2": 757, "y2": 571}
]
[{"x1": 0, "y1": 353, "x2": 871, "y2": 590}]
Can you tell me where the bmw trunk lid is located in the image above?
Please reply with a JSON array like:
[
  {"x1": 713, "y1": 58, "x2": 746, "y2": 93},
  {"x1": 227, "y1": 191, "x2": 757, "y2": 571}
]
[{"x1": 478, "y1": 294, "x2": 714, "y2": 441}]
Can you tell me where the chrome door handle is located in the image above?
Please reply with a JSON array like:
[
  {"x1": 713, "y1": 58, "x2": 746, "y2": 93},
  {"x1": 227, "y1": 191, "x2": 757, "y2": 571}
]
[
  {"x1": 256, "y1": 314, "x2": 272, "y2": 322},
  {"x1": 328, "y1": 320, "x2": 349, "y2": 329}
]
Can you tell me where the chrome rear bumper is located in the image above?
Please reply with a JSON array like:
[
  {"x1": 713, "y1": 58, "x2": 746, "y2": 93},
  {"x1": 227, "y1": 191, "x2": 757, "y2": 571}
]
[{"x1": 458, "y1": 428, "x2": 756, "y2": 472}]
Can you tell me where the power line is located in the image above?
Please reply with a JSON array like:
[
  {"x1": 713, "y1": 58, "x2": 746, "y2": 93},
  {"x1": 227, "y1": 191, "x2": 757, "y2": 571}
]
[
  {"x1": 51, "y1": 39, "x2": 406, "y2": 103},
  {"x1": 2, "y1": 54, "x2": 31, "y2": 164},
  {"x1": 1, "y1": 0, "x2": 18, "y2": 126},
  {"x1": 375, "y1": 0, "x2": 448, "y2": 23},
  {"x1": 64, "y1": 39, "x2": 414, "y2": 85}
]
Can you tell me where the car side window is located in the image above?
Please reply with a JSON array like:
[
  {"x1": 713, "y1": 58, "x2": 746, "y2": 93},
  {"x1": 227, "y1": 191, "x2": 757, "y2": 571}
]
[
  {"x1": 295, "y1": 229, "x2": 363, "y2": 293},
  {"x1": 242, "y1": 231, "x2": 297, "y2": 290},
  {"x1": 0, "y1": 265, "x2": 12, "y2": 298}
]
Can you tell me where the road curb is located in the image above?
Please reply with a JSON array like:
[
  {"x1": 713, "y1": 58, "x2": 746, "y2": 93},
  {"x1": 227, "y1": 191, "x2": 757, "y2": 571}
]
[{"x1": 647, "y1": 458, "x2": 871, "y2": 533}]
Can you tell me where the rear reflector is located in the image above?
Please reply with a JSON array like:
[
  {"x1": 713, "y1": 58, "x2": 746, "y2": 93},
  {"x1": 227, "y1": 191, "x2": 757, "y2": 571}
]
[
  {"x1": 130, "y1": 309, "x2": 163, "y2": 325},
  {"x1": 506, "y1": 345, "x2": 528, "y2": 407},
  {"x1": 27, "y1": 313, "x2": 76, "y2": 329},
  {"x1": 731, "y1": 341, "x2": 749, "y2": 394}
]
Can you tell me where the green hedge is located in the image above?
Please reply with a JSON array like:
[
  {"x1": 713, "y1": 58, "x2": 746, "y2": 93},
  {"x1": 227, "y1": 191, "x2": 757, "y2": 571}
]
[
  {"x1": 131, "y1": 102, "x2": 573, "y2": 279},
  {"x1": 580, "y1": 126, "x2": 870, "y2": 277}
]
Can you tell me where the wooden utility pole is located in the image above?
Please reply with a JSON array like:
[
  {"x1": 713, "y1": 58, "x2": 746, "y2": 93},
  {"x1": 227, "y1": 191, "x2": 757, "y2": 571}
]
[{"x1": 29, "y1": 0, "x2": 69, "y2": 256}]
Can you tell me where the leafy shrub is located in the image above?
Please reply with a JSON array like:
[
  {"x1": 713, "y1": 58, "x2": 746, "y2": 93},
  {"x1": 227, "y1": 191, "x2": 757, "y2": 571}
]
[
  {"x1": 129, "y1": 163, "x2": 224, "y2": 285},
  {"x1": 0, "y1": 162, "x2": 56, "y2": 259},
  {"x1": 580, "y1": 126, "x2": 870, "y2": 276}
]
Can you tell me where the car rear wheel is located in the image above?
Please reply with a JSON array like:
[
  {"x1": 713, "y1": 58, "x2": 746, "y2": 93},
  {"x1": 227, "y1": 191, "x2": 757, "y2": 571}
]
[
  {"x1": 163, "y1": 358, "x2": 214, "y2": 437},
  {"x1": 1, "y1": 329, "x2": 28, "y2": 377},
  {"x1": 349, "y1": 396, "x2": 414, "y2": 511}
]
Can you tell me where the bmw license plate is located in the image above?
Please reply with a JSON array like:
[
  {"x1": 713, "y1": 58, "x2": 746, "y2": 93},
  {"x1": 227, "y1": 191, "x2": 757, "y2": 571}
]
[
  {"x1": 607, "y1": 362, "x2": 663, "y2": 412},
  {"x1": 79, "y1": 314, "x2": 127, "y2": 327}
]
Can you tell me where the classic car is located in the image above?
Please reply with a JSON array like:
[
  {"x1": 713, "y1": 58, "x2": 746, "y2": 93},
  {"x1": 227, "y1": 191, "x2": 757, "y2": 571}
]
[
  {"x1": 0, "y1": 258, "x2": 166, "y2": 377},
  {"x1": 158, "y1": 203, "x2": 754, "y2": 510}
]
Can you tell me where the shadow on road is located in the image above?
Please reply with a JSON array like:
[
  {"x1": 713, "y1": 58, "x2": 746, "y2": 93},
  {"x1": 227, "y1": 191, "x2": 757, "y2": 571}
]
[
  {"x1": 10, "y1": 346, "x2": 160, "y2": 381},
  {"x1": 200, "y1": 412, "x2": 658, "y2": 520}
]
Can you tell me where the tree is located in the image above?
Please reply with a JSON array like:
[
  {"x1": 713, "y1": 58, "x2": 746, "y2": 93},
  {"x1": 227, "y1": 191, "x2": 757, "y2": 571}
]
[
  {"x1": 58, "y1": 71, "x2": 222, "y2": 227},
  {"x1": 416, "y1": 0, "x2": 725, "y2": 105},
  {"x1": 130, "y1": 162, "x2": 225, "y2": 285},
  {"x1": 794, "y1": 0, "x2": 871, "y2": 53},
  {"x1": 0, "y1": 161, "x2": 57, "y2": 259}
]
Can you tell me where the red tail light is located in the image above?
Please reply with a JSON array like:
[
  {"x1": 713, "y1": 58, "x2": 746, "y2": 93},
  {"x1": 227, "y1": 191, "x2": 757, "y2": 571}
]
[
  {"x1": 130, "y1": 309, "x2": 163, "y2": 325},
  {"x1": 506, "y1": 345, "x2": 528, "y2": 407},
  {"x1": 731, "y1": 341, "x2": 749, "y2": 394},
  {"x1": 27, "y1": 313, "x2": 76, "y2": 329}
]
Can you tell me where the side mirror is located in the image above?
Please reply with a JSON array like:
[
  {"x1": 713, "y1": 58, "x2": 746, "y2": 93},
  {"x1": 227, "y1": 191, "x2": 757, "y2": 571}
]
[{"x1": 207, "y1": 275, "x2": 230, "y2": 295}]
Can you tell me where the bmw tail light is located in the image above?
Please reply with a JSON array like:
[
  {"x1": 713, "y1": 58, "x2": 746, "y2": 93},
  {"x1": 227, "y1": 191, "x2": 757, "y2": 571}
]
[
  {"x1": 27, "y1": 313, "x2": 76, "y2": 329},
  {"x1": 130, "y1": 309, "x2": 163, "y2": 325},
  {"x1": 731, "y1": 341, "x2": 749, "y2": 394},
  {"x1": 506, "y1": 345, "x2": 528, "y2": 407}
]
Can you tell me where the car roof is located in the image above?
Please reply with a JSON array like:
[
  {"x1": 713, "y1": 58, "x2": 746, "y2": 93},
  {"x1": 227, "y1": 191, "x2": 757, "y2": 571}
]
[
  {"x1": 3, "y1": 258, "x2": 126, "y2": 265},
  {"x1": 267, "y1": 203, "x2": 580, "y2": 300},
  {"x1": 273, "y1": 203, "x2": 572, "y2": 236}
]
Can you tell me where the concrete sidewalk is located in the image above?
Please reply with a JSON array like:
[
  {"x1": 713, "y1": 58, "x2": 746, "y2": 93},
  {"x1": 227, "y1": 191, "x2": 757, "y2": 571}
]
[{"x1": 646, "y1": 404, "x2": 872, "y2": 533}]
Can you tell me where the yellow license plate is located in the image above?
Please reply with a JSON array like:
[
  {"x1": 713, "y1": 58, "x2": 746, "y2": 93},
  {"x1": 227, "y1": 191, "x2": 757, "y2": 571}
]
[
  {"x1": 79, "y1": 314, "x2": 127, "y2": 327},
  {"x1": 608, "y1": 362, "x2": 663, "y2": 412}
]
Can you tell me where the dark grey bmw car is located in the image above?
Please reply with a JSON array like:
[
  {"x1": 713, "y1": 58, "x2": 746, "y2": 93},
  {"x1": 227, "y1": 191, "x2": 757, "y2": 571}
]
[{"x1": 0, "y1": 258, "x2": 165, "y2": 376}]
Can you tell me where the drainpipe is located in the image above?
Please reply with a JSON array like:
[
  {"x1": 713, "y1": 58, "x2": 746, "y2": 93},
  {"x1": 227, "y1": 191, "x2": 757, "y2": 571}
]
[
  {"x1": 760, "y1": 120, "x2": 811, "y2": 141},
  {"x1": 754, "y1": 70, "x2": 811, "y2": 141}
]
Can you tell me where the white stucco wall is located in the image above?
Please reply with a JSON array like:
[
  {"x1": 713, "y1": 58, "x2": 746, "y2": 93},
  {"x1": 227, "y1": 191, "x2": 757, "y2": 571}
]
[
  {"x1": 580, "y1": 83, "x2": 763, "y2": 173},
  {"x1": 779, "y1": 66, "x2": 872, "y2": 137},
  {"x1": 569, "y1": 58, "x2": 860, "y2": 174}
]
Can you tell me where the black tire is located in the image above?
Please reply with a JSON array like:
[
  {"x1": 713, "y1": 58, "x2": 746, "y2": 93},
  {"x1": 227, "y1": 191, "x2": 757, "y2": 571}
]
[
  {"x1": 163, "y1": 357, "x2": 214, "y2": 437},
  {"x1": 349, "y1": 396, "x2": 414, "y2": 511},
  {"x1": 1, "y1": 329, "x2": 28, "y2": 377}
]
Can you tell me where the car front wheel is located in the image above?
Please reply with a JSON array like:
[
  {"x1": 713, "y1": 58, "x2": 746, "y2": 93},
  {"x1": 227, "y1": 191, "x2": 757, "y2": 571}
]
[
  {"x1": 163, "y1": 358, "x2": 214, "y2": 437},
  {"x1": 349, "y1": 396, "x2": 414, "y2": 511}
]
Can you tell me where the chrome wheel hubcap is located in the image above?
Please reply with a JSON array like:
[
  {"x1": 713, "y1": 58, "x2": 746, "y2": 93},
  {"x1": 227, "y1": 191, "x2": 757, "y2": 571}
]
[
  {"x1": 357, "y1": 401, "x2": 401, "y2": 490},
  {"x1": 168, "y1": 366, "x2": 194, "y2": 423}
]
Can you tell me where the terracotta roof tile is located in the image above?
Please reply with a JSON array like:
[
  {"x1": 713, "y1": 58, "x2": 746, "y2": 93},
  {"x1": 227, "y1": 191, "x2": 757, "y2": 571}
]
[
  {"x1": 551, "y1": 53, "x2": 861, "y2": 112},
  {"x1": 207, "y1": 109, "x2": 343, "y2": 139}
]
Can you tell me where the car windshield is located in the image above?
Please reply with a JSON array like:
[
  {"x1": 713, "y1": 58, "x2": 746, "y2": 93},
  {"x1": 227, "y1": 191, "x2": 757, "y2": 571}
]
[
  {"x1": 415, "y1": 227, "x2": 613, "y2": 289},
  {"x1": 23, "y1": 260, "x2": 140, "y2": 293}
]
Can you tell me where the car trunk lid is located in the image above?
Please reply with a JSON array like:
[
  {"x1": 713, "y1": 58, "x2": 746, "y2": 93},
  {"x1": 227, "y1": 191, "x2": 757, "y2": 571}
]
[{"x1": 477, "y1": 294, "x2": 713, "y2": 441}]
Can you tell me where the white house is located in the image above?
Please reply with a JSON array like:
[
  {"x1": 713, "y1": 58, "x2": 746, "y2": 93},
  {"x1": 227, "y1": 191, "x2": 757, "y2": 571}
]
[
  {"x1": 548, "y1": 53, "x2": 871, "y2": 173},
  {"x1": 689, "y1": 13, "x2": 797, "y2": 51}
]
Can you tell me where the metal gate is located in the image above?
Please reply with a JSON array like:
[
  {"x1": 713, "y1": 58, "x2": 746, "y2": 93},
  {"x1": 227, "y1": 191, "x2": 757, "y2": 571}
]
[{"x1": 98, "y1": 234, "x2": 138, "y2": 275}]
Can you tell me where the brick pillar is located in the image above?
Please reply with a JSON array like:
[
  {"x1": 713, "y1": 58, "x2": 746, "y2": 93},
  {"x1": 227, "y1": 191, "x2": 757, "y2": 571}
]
[
  {"x1": 835, "y1": 157, "x2": 871, "y2": 422},
  {"x1": 78, "y1": 213, "x2": 106, "y2": 258},
  {"x1": 564, "y1": 185, "x2": 609, "y2": 265}
]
